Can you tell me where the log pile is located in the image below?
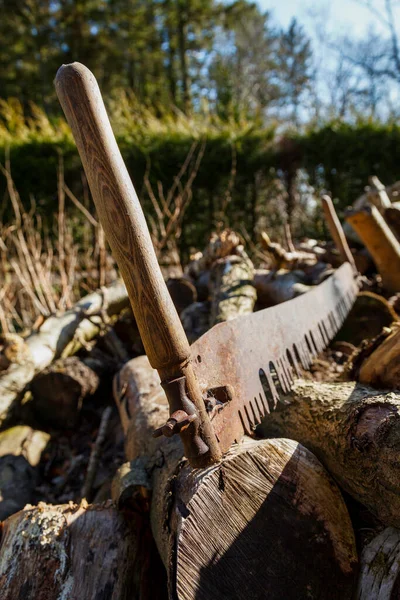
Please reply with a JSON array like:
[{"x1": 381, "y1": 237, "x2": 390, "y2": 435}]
[{"x1": 2, "y1": 177, "x2": 400, "y2": 599}]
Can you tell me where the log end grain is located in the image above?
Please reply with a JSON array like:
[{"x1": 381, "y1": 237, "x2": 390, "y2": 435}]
[{"x1": 155, "y1": 437, "x2": 358, "y2": 600}]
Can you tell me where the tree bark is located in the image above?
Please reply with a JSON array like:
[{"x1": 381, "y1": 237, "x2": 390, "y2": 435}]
[
  {"x1": 0, "y1": 281, "x2": 129, "y2": 426},
  {"x1": 259, "y1": 379, "x2": 400, "y2": 527},
  {"x1": 357, "y1": 322, "x2": 400, "y2": 389},
  {"x1": 356, "y1": 527, "x2": 400, "y2": 599},
  {"x1": 113, "y1": 356, "x2": 358, "y2": 599},
  {"x1": 209, "y1": 255, "x2": 256, "y2": 325},
  {"x1": 0, "y1": 501, "x2": 166, "y2": 600},
  {"x1": 254, "y1": 269, "x2": 311, "y2": 307}
]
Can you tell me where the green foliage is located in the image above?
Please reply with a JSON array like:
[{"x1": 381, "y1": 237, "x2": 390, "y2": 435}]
[{"x1": 297, "y1": 121, "x2": 400, "y2": 217}]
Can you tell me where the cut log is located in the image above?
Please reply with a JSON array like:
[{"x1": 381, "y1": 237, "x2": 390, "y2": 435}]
[
  {"x1": 254, "y1": 268, "x2": 311, "y2": 307},
  {"x1": 0, "y1": 501, "x2": 167, "y2": 600},
  {"x1": 357, "y1": 322, "x2": 400, "y2": 388},
  {"x1": 0, "y1": 280, "x2": 129, "y2": 427},
  {"x1": 0, "y1": 426, "x2": 49, "y2": 520},
  {"x1": 346, "y1": 206, "x2": 400, "y2": 292},
  {"x1": 259, "y1": 379, "x2": 400, "y2": 527},
  {"x1": 113, "y1": 356, "x2": 358, "y2": 599},
  {"x1": 335, "y1": 291, "x2": 397, "y2": 346},
  {"x1": 356, "y1": 527, "x2": 400, "y2": 600},
  {"x1": 209, "y1": 255, "x2": 256, "y2": 325},
  {"x1": 30, "y1": 356, "x2": 102, "y2": 428},
  {"x1": 166, "y1": 277, "x2": 197, "y2": 316},
  {"x1": 367, "y1": 176, "x2": 392, "y2": 212}
]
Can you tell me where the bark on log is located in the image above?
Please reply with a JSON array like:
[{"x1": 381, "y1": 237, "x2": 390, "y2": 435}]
[
  {"x1": 357, "y1": 322, "x2": 400, "y2": 388},
  {"x1": 259, "y1": 379, "x2": 400, "y2": 527},
  {"x1": 113, "y1": 357, "x2": 358, "y2": 599},
  {"x1": 260, "y1": 231, "x2": 318, "y2": 269},
  {"x1": 356, "y1": 527, "x2": 400, "y2": 599},
  {"x1": 209, "y1": 255, "x2": 256, "y2": 325},
  {"x1": 30, "y1": 356, "x2": 102, "y2": 428},
  {"x1": 0, "y1": 501, "x2": 167, "y2": 600},
  {"x1": 0, "y1": 280, "x2": 129, "y2": 426},
  {"x1": 0, "y1": 426, "x2": 50, "y2": 520},
  {"x1": 180, "y1": 301, "x2": 211, "y2": 344},
  {"x1": 335, "y1": 291, "x2": 397, "y2": 346},
  {"x1": 346, "y1": 206, "x2": 400, "y2": 292},
  {"x1": 254, "y1": 268, "x2": 311, "y2": 307}
]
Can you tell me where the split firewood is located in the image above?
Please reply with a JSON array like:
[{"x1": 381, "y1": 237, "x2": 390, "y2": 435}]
[
  {"x1": 259, "y1": 379, "x2": 400, "y2": 527},
  {"x1": 209, "y1": 254, "x2": 256, "y2": 325},
  {"x1": 335, "y1": 291, "x2": 397, "y2": 346},
  {"x1": 355, "y1": 527, "x2": 400, "y2": 599},
  {"x1": 321, "y1": 195, "x2": 356, "y2": 269},
  {"x1": 354, "y1": 322, "x2": 400, "y2": 388},
  {"x1": 0, "y1": 280, "x2": 129, "y2": 427},
  {"x1": 113, "y1": 356, "x2": 358, "y2": 600},
  {"x1": 260, "y1": 231, "x2": 318, "y2": 269},
  {"x1": 254, "y1": 269, "x2": 311, "y2": 307},
  {"x1": 0, "y1": 501, "x2": 167, "y2": 600},
  {"x1": 0, "y1": 426, "x2": 49, "y2": 520},
  {"x1": 346, "y1": 205, "x2": 400, "y2": 292}
]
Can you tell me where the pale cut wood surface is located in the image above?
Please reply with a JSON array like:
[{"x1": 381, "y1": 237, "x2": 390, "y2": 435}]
[{"x1": 356, "y1": 527, "x2": 400, "y2": 599}]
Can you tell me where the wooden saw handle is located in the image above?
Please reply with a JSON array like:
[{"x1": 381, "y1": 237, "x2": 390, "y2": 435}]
[
  {"x1": 321, "y1": 195, "x2": 356, "y2": 271},
  {"x1": 55, "y1": 63, "x2": 220, "y2": 466}
]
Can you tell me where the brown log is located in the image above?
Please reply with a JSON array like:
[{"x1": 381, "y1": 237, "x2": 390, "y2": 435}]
[
  {"x1": 254, "y1": 268, "x2": 311, "y2": 307},
  {"x1": 356, "y1": 527, "x2": 400, "y2": 599},
  {"x1": 259, "y1": 379, "x2": 400, "y2": 527},
  {"x1": 209, "y1": 255, "x2": 256, "y2": 325},
  {"x1": 0, "y1": 426, "x2": 49, "y2": 520},
  {"x1": 0, "y1": 501, "x2": 167, "y2": 600},
  {"x1": 335, "y1": 291, "x2": 397, "y2": 346},
  {"x1": 357, "y1": 322, "x2": 400, "y2": 388},
  {"x1": 346, "y1": 205, "x2": 400, "y2": 292},
  {"x1": 166, "y1": 277, "x2": 197, "y2": 316},
  {"x1": 113, "y1": 356, "x2": 358, "y2": 600},
  {"x1": 30, "y1": 356, "x2": 103, "y2": 428}
]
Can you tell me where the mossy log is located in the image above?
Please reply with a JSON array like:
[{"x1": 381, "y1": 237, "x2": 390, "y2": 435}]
[
  {"x1": 0, "y1": 501, "x2": 166, "y2": 600},
  {"x1": 113, "y1": 356, "x2": 358, "y2": 600},
  {"x1": 209, "y1": 255, "x2": 256, "y2": 325},
  {"x1": 259, "y1": 379, "x2": 400, "y2": 527}
]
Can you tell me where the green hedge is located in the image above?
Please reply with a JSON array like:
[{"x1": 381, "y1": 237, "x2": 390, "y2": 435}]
[{"x1": 3, "y1": 117, "x2": 400, "y2": 255}]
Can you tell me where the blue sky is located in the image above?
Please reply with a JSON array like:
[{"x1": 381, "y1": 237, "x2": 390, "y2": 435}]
[{"x1": 257, "y1": 0, "x2": 392, "y2": 37}]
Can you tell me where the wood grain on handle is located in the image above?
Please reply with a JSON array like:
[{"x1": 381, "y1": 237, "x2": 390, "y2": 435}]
[
  {"x1": 56, "y1": 63, "x2": 188, "y2": 373},
  {"x1": 321, "y1": 195, "x2": 356, "y2": 270},
  {"x1": 55, "y1": 63, "x2": 221, "y2": 467}
]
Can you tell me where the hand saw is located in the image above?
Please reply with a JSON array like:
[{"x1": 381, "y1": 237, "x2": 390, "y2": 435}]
[{"x1": 56, "y1": 63, "x2": 359, "y2": 468}]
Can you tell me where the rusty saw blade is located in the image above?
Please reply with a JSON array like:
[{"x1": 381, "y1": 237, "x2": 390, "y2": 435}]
[{"x1": 191, "y1": 262, "x2": 359, "y2": 454}]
